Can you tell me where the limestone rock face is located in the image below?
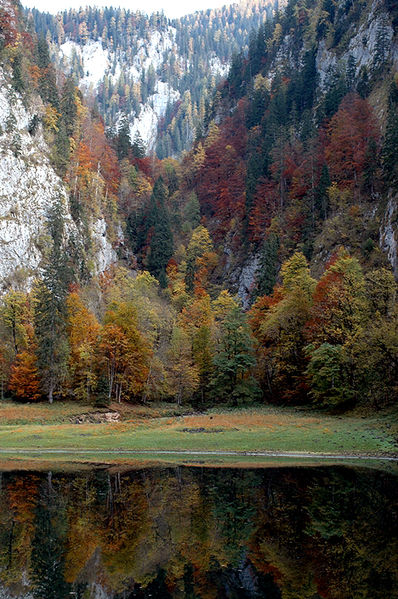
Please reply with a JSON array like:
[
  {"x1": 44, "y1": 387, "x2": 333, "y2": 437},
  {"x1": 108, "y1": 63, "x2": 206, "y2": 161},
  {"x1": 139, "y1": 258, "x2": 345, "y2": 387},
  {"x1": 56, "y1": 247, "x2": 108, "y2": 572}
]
[
  {"x1": 53, "y1": 27, "x2": 227, "y2": 154},
  {"x1": 380, "y1": 195, "x2": 398, "y2": 277},
  {"x1": 0, "y1": 67, "x2": 118, "y2": 290}
]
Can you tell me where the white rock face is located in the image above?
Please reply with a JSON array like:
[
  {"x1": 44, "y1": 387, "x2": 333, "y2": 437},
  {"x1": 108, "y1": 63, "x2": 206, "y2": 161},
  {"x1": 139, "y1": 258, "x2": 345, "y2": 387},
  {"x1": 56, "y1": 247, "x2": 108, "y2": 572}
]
[
  {"x1": 347, "y1": 5, "x2": 394, "y2": 73},
  {"x1": 0, "y1": 67, "x2": 117, "y2": 290},
  {"x1": 267, "y1": 0, "x2": 395, "y2": 96},
  {"x1": 237, "y1": 253, "x2": 261, "y2": 309},
  {"x1": 380, "y1": 195, "x2": 398, "y2": 277},
  {"x1": 129, "y1": 80, "x2": 180, "y2": 151},
  {"x1": 58, "y1": 31, "x2": 180, "y2": 150},
  {"x1": 54, "y1": 26, "x2": 228, "y2": 152},
  {"x1": 264, "y1": 0, "x2": 397, "y2": 275},
  {"x1": 0, "y1": 68, "x2": 69, "y2": 288},
  {"x1": 316, "y1": 2, "x2": 394, "y2": 90},
  {"x1": 92, "y1": 217, "x2": 117, "y2": 274},
  {"x1": 60, "y1": 39, "x2": 110, "y2": 90},
  {"x1": 131, "y1": 27, "x2": 175, "y2": 79}
]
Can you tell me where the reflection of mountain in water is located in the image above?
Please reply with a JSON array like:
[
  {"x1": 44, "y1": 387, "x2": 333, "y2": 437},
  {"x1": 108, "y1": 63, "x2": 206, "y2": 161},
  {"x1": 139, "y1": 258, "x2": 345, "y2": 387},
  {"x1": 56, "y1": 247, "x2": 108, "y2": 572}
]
[{"x1": 0, "y1": 466, "x2": 397, "y2": 598}]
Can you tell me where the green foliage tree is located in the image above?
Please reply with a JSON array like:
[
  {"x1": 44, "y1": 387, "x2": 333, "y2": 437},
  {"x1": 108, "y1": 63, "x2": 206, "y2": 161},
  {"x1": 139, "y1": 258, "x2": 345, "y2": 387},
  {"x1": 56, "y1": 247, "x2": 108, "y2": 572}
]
[
  {"x1": 185, "y1": 225, "x2": 213, "y2": 293},
  {"x1": 211, "y1": 301, "x2": 259, "y2": 405},
  {"x1": 257, "y1": 252, "x2": 316, "y2": 403},
  {"x1": 166, "y1": 325, "x2": 199, "y2": 405},
  {"x1": 183, "y1": 191, "x2": 201, "y2": 232},
  {"x1": 306, "y1": 343, "x2": 354, "y2": 407},
  {"x1": 36, "y1": 36, "x2": 59, "y2": 109}
]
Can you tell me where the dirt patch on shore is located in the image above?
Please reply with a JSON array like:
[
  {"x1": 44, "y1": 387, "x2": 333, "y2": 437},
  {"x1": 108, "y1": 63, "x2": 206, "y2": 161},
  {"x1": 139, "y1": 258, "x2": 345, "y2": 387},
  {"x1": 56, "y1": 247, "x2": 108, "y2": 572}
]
[{"x1": 72, "y1": 411, "x2": 120, "y2": 424}]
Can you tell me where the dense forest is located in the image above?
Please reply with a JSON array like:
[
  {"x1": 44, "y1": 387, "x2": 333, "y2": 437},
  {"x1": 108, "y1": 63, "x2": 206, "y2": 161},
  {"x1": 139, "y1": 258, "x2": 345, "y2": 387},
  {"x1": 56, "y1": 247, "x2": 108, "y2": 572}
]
[
  {"x1": 27, "y1": 0, "x2": 278, "y2": 157},
  {"x1": 0, "y1": 0, "x2": 397, "y2": 411}
]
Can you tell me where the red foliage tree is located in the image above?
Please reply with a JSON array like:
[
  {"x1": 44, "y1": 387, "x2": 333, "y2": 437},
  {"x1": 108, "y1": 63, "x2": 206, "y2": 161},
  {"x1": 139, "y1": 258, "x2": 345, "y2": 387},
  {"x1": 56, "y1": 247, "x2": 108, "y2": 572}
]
[
  {"x1": 325, "y1": 94, "x2": 379, "y2": 192},
  {"x1": 248, "y1": 178, "x2": 278, "y2": 243}
]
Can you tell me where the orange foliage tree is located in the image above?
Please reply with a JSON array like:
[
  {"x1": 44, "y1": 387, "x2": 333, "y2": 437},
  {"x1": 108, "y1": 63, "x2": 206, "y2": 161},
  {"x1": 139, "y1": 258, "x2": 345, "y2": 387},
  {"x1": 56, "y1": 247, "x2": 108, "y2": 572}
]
[
  {"x1": 99, "y1": 301, "x2": 151, "y2": 402},
  {"x1": 8, "y1": 325, "x2": 41, "y2": 402}
]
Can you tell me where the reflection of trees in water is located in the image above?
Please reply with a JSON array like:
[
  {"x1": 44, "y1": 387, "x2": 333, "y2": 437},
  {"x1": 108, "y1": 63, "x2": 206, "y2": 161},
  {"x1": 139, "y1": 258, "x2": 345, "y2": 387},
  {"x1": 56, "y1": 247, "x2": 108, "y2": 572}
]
[
  {"x1": 31, "y1": 472, "x2": 72, "y2": 599},
  {"x1": 0, "y1": 466, "x2": 397, "y2": 598}
]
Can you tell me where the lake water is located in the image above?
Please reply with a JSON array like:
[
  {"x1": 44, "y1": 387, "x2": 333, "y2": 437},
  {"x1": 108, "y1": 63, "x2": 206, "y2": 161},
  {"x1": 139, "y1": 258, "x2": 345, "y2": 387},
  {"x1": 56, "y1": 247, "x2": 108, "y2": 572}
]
[{"x1": 0, "y1": 463, "x2": 397, "y2": 598}]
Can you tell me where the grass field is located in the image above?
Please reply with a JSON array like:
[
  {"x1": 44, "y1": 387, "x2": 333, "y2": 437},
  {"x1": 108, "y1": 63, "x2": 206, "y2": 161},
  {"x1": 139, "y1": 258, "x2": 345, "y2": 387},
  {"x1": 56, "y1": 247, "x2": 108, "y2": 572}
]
[{"x1": 0, "y1": 401, "x2": 397, "y2": 465}]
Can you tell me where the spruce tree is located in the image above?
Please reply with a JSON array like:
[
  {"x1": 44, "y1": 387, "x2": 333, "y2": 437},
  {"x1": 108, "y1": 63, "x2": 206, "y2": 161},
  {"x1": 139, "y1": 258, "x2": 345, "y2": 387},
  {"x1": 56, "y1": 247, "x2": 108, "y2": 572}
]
[
  {"x1": 34, "y1": 199, "x2": 70, "y2": 403},
  {"x1": 36, "y1": 37, "x2": 59, "y2": 109},
  {"x1": 53, "y1": 121, "x2": 70, "y2": 177},
  {"x1": 183, "y1": 191, "x2": 201, "y2": 230},
  {"x1": 59, "y1": 75, "x2": 77, "y2": 137},
  {"x1": 256, "y1": 234, "x2": 279, "y2": 297},
  {"x1": 315, "y1": 164, "x2": 331, "y2": 220},
  {"x1": 131, "y1": 132, "x2": 146, "y2": 158},
  {"x1": 116, "y1": 114, "x2": 132, "y2": 159},
  {"x1": 146, "y1": 178, "x2": 174, "y2": 287},
  {"x1": 11, "y1": 52, "x2": 25, "y2": 94},
  {"x1": 382, "y1": 79, "x2": 398, "y2": 189}
]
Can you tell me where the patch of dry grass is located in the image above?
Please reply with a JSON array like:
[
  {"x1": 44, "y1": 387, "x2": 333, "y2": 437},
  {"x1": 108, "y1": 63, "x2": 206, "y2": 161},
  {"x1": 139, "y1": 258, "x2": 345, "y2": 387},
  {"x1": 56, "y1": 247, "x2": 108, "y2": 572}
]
[{"x1": 0, "y1": 401, "x2": 191, "y2": 425}]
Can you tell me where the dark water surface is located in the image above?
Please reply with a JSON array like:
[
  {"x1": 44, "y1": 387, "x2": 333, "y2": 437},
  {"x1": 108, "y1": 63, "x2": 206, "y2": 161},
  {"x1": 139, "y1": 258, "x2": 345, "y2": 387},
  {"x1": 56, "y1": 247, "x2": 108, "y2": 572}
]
[{"x1": 0, "y1": 464, "x2": 397, "y2": 598}]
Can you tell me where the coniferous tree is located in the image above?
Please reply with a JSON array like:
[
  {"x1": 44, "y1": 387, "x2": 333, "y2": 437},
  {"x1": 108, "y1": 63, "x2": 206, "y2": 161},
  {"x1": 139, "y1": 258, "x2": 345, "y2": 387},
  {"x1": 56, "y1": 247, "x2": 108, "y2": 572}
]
[
  {"x1": 34, "y1": 199, "x2": 70, "y2": 403},
  {"x1": 36, "y1": 37, "x2": 59, "y2": 109},
  {"x1": 183, "y1": 191, "x2": 201, "y2": 232},
  {"x1": 382, "y1": 78, "x2": 398, "y2": 189},
  {"x1": 315, "y1": 164, "x2": 331, "y2": 220},
  {"x1": 131, "y1": 132, "x2": 146, "y2": 158},
  {"x1": 146, "y1": 178, "x2": 174, "y2": 287},
  {"x1": 116, "y1": 114, "x2": 132, "y2": 159},
  {"x1": 256, "y1": 234, "x2": 279, "y2": 297},
  {"x1": 362, "y1": 138, "x2": 379, "y2": 195},
  {"x1": 53, "y1": 121, "x2": 70, "y2": 177},
  {"x1": 9, "y1": 347, "x2": 41, "y2": 402},
  {"x1": 11, "y1": 51, "x2": 25, "y2": 93},
  {"x1": 59, "y1": 75, "x2": 77, "y2": 137}
]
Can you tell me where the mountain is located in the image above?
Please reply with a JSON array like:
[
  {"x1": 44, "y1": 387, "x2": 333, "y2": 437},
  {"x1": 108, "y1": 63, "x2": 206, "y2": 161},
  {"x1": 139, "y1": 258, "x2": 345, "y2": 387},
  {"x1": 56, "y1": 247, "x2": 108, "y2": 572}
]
[
  {"x1": 0, "y1": 0, "x2": 396, "y2": 410},
  {"x1": 27, "y1": 0, "x2": 279, "y2": 157},
  {"x1": 179, "y1": 0, "x2": 398, "y2": 302},
  {"x1": 0, "y1": 4, "x2": 120, "y2": 294}
]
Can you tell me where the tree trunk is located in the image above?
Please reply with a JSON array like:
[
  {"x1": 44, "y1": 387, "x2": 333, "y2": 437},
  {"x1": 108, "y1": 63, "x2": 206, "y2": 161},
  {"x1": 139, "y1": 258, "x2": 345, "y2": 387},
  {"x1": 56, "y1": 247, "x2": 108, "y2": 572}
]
[{"x1": 48, "y1": 381, "x2": 54, "y2": 404}]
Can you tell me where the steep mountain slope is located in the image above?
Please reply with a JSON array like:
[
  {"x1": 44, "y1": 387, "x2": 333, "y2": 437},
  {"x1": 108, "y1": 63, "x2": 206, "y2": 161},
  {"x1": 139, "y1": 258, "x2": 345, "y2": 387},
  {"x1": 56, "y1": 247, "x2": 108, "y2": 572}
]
[
  {"x1": 0, "y1": 71, "x2": 118, "y2": 290},
  {"x1": 179, "y1": 0, "x2": 398, "y2": 302},
  {"x1": 27, "y1": 0, "x2": 279, "y2": 156},
  {"x1": 0, "y1": 1, "x2": 120, "y2": 292}
]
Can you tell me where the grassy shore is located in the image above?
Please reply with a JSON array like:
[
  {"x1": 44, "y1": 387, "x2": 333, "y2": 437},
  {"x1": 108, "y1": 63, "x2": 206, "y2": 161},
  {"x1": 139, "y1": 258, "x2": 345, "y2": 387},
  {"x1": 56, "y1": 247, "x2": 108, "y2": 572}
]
[{"x1": 0, "y1": 402, "x2": 397, "y2": 465}]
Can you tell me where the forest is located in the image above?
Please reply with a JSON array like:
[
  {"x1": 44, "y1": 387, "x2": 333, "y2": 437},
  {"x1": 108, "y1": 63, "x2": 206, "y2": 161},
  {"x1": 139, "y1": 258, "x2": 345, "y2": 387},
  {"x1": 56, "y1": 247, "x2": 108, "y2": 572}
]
[
  {"x1": 0, "y1": 0, "x2": 397, "y2": 412},
  {"x1": 28, "y1": 0, "x2": 278, "y2": 157}
]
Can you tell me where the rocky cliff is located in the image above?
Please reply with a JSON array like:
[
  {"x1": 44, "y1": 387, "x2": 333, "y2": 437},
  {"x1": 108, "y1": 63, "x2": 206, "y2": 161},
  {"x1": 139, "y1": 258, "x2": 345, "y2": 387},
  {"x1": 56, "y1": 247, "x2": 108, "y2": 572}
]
[{"x1": 0, "y1": 65, "x2": 118, "y2": 291}]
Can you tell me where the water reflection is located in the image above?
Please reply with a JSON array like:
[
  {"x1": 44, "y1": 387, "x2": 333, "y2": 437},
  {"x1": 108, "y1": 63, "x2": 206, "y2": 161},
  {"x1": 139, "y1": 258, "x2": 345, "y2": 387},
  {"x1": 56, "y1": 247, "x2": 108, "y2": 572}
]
[{"x1": 0, "y1": 465, "x2": 397, "y2": 598}]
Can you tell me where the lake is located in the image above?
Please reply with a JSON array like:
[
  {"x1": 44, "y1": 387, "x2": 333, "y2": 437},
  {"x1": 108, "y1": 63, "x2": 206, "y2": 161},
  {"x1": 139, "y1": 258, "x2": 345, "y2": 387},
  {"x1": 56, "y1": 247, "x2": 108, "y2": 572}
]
[{"x1": 0, "y1": 463, "x2": 397, "y2": 598}]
